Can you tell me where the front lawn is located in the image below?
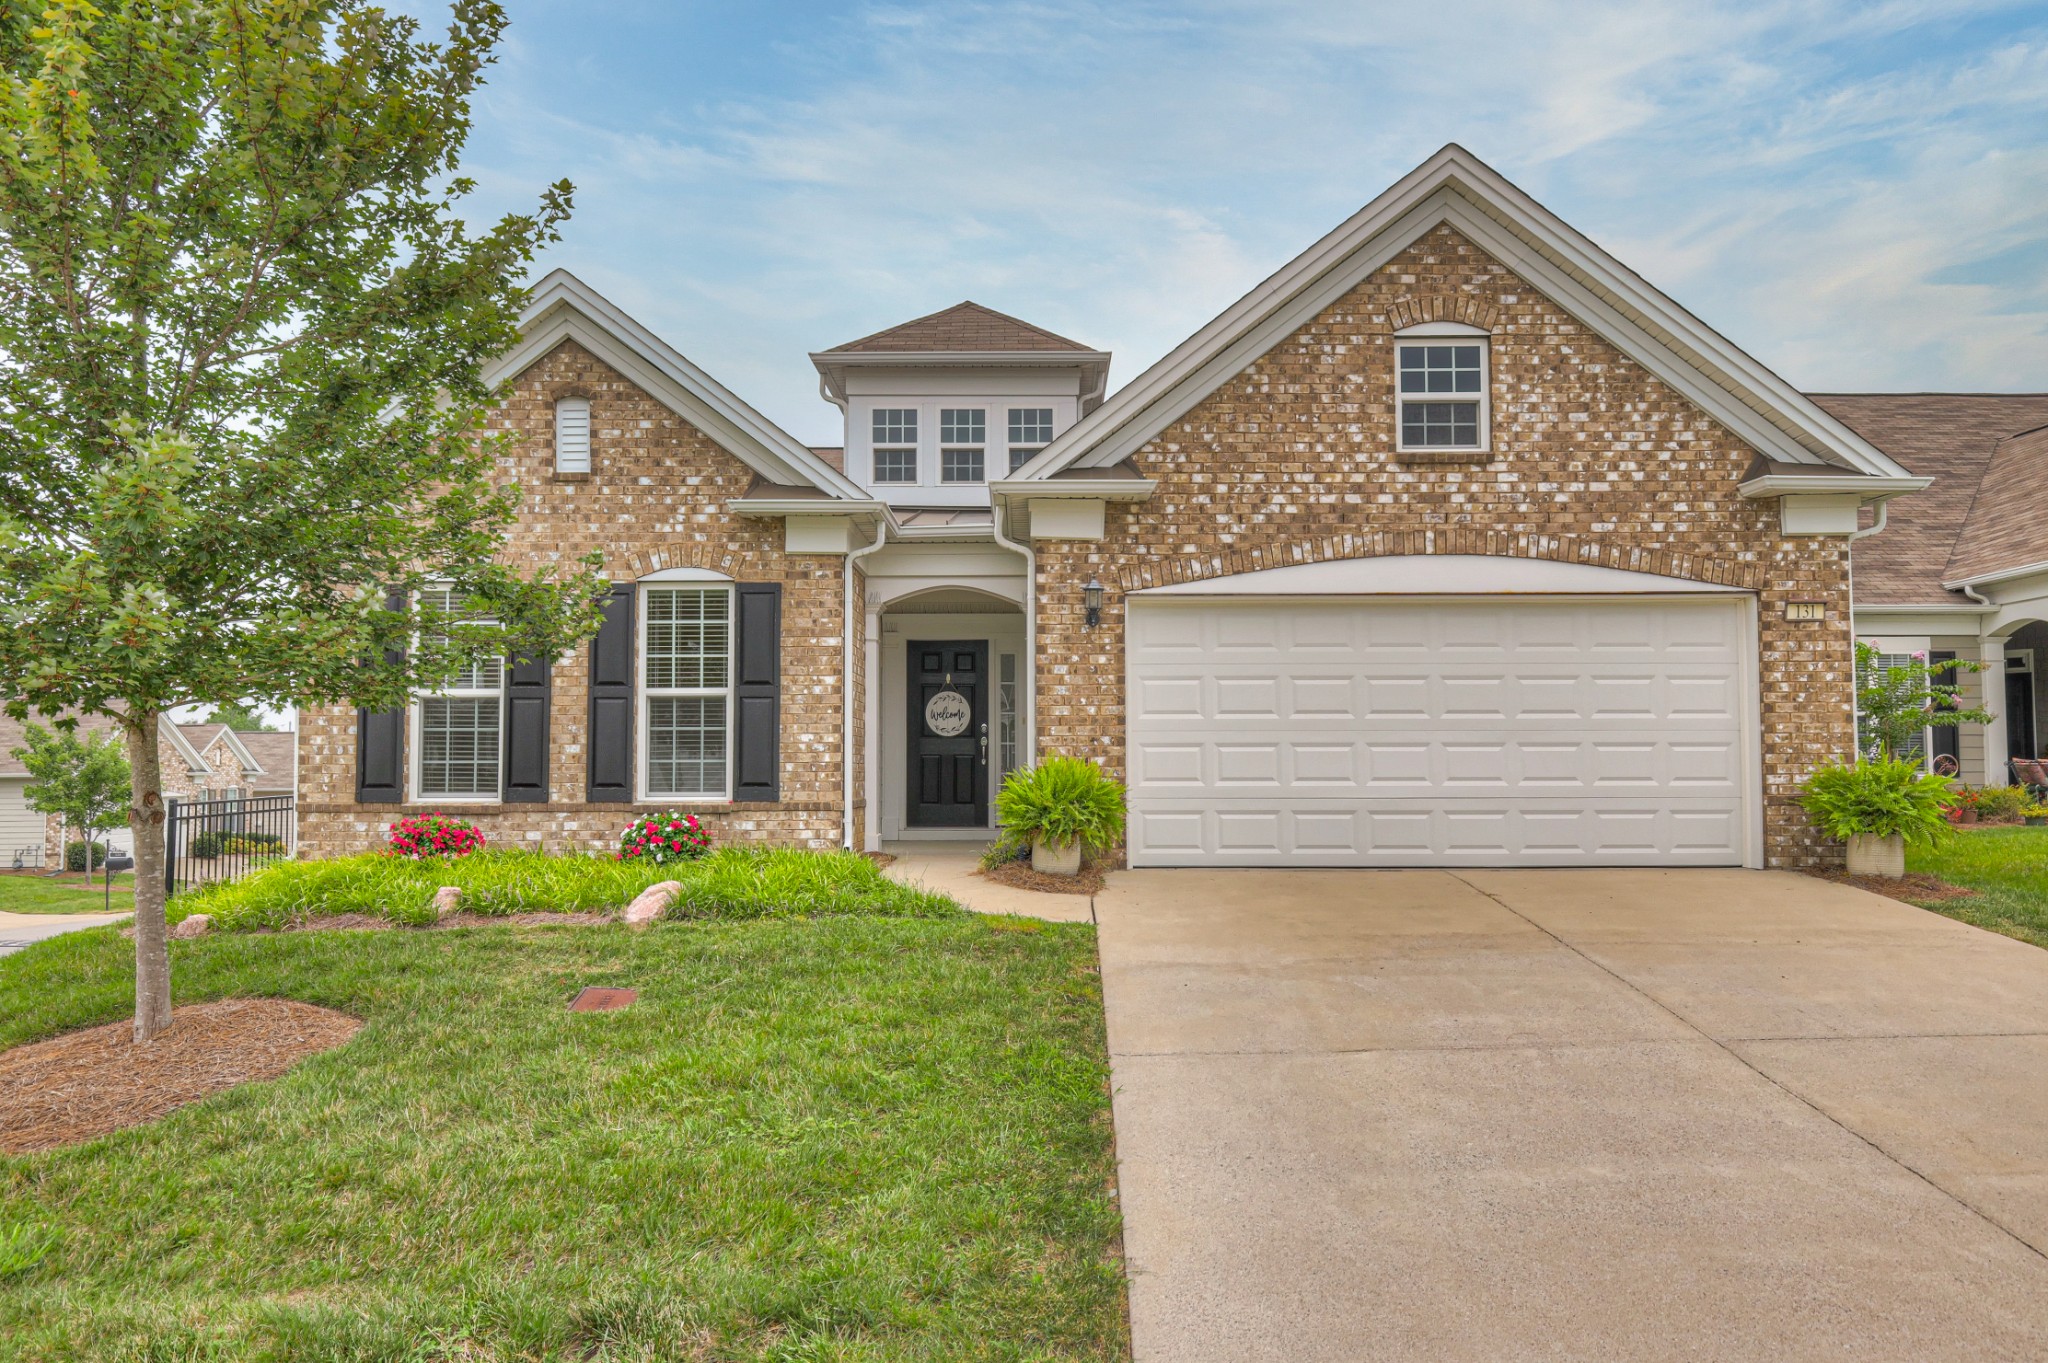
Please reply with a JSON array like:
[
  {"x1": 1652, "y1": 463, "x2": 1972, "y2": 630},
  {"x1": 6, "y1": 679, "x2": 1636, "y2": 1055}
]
[
  {"x1": 1906, "y1": 825, "x2": 2048, "y2": 948},
  {"x1": 0, "y1": 871, "x2": 133, "y2": 916},
  {"x1": 0, "y1": 918, "x2": 1125, "y2": 1360}
]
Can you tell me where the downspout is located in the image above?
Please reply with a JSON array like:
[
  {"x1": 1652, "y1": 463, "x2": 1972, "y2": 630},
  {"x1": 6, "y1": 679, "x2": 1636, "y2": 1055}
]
[
  {"x1": 1845, "y1": 497, "x2": 1889, "y2": 759},
  {"x1": 989, "y1": 492, "x2": 1037, "y2": 770},
  {"x1": 843, "y1": 516, "x2": 888, "y2": 849}
]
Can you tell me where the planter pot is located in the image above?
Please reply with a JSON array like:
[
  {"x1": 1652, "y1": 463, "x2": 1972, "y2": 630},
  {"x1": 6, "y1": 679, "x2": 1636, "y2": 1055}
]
[
  {"x1": 1958, "y1": 810, "x2": 1980, "y2": 825},
  {"x1": 1030, "y1": 836, "x2": 1082, "y2": 877},
  {"x1": 1845, "y1": 833, "x2": 1906, "y2": 879}
]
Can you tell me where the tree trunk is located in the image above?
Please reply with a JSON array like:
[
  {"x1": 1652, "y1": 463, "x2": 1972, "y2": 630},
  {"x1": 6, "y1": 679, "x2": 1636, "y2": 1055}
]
[{"x1": 127, "y1": 713, "x2": 173, "y2": 1042}]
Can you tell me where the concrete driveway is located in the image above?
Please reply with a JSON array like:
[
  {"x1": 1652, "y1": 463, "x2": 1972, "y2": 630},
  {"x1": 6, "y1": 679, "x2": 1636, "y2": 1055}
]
[{"x1": 1097, "y1": 869, "x2": 2048, "y2": 1362}]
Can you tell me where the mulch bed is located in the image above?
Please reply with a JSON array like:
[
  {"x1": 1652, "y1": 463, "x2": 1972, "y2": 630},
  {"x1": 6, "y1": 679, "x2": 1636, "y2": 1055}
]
[
  {"x1": 1817, "y1": 871, "x2": 1980, "y2": 903},
  {"x1": 980, "y1": 858, "x2": 1109, "y2": 897},
  {"x1": 0, "y1": 998, "x2": 362, "y2": 1153}
]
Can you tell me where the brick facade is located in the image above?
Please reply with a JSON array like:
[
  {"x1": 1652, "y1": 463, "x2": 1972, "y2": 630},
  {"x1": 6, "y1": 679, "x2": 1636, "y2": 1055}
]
[
  {"x1": 296, "y1": 340, "x2": 852, "y2": 858},
  {"x1": 1032, "y1": 225, "x2": 1853, "y2": 870}
]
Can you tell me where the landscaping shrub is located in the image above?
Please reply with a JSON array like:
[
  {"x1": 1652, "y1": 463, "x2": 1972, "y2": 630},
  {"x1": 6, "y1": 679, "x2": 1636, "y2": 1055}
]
[
  {"x1": 64, "y1": 841, "x2": 107, "y2": 873},
  {"x1": 1972, "y1": 785, "x2": 2032, "y2": 824},
  {"x1": 387, "y1": 813, "x2": 486, "y2": 859},
  {"x1": 174, "y1": 848, "x2": 960, "y2": 930},
  {"x1": 1800, "y1": 757, "x2": 1957, "y2": 847},
  {"x1": 619, "y1": 811, "x2": 711, "y2": 864},
  {"x1": 189, "y1": 830, "x2": 280, "y2": 859},
  {"x1": 995, "y1": 755, "x2": 1126, "y2": 854}
]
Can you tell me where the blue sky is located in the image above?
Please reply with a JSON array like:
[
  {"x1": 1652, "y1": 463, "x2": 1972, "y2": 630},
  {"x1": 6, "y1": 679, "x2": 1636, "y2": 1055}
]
[{"x1": 419, "y1": 0, "x2": 2047, "y2": 445}]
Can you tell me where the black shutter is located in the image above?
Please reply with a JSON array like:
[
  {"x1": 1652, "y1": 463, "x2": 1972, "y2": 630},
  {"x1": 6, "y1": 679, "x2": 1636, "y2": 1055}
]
[
  {"x1": 586, "y1": 583, "x2": 636, "y2": 802},
  {"x1": 355, "y1": 586, "x2": 408, "y2": 803},
  {"x1": 502, "y1": 652, "x2": 551, "y2": 803},
  {"x1": 732, "y1": 583, "x2": 782, "y2": 802},
  {"x1": 1930, "y1": 650, "x2": 1960, "y2": 771}
]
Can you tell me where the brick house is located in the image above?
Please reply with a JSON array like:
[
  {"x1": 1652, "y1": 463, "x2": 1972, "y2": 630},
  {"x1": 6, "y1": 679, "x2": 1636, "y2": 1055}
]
[
  {"x1": 1819, "y1": 396, "x2": 2048, "y2": 785},
  {"x1": 298, "y1": 144, "x2": 1968, "y2": 871},
  {"x1": 0, "y1": 715, "x2": 293, "y2": 865}
]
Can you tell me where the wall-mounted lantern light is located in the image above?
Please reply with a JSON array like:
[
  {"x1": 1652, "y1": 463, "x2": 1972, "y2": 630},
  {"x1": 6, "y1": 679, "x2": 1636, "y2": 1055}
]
[{"x1": 1083, "y1": 578, "x2": 1104, "y2": 629}]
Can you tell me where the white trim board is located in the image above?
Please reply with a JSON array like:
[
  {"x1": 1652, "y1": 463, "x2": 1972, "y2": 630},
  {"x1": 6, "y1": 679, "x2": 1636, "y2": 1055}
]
[
  {"x1": 1012, "y1": 145, "x2": 1911, "y2": 485},
  {"x1": 1135, "y1": 556, "x2": 1749, "y2": 597}
]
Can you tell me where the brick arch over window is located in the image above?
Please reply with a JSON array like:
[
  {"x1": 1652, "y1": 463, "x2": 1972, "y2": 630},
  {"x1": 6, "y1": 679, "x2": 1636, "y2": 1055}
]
[
  {"x1": 1103, "y1": 528, "x2": 1767, "y2": 595},
  {"x1": 560, "y1": 549, "x2": 762, "y2": 582},
  {"x1": 1385, "y1": 293, "x2": 1501, "y2": 333}
]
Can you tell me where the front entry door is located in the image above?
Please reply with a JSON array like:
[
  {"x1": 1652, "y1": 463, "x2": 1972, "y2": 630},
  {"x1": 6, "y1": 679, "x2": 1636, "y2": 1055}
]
[
  {"x1": 908, "y1": 640, "x2": 987, "y2": 827},
  {"x1": 2008, "y1": 666, "x2": 2037, "y2": 763}
]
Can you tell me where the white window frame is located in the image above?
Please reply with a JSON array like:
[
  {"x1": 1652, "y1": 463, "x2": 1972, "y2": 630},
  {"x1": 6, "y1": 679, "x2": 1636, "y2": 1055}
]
[
  {"x1": 872, "y1": 408, "x2": 919, "y2": 484},
  {"x1": 939, "y1": 408, "x2": 987, "y2": 484},
  {"x1": 1008, "y1": 407, "x2": 1053, "y2": 473},
  {"x1": 554, "y1": 397, "x2": 591, "y2": 474},
  {"x1": 636, "y1": 581, "x2": 735, "y2": 803},
  {"x1": 1394, "y1": 322, "x2": 1491, "y2": 455},
  {"x1": 1856, "y1": 636, "x2": 1937, "y2": 770},
  {"x1": 410, "y1": 585, "x2": 505, "y2": 804}
]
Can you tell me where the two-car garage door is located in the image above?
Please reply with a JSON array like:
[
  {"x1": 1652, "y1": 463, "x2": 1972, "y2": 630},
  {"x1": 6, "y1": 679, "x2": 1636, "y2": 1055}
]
[{"x1": 1125, "y1": 586, "x2": 1757, "y2": 868}]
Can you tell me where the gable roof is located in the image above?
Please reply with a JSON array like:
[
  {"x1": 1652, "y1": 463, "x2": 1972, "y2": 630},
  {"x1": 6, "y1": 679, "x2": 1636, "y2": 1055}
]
[
  {"x1": 234, "y1": 731, "x2": 297, "y2": 787},
  {"x1": 822, "y1": 301, "x2": 1094, "y2": 355},
  {"x1": 177, "y1": 722, "x2": 266, "y2": 775},
  {"x1": 488, "y1": 271, "x2": 866, "y2": 500},
  {"x1": 1948, "y1": 419, "x2": 2048, "y2": 589},
  {"x1": 1811, "y1": 394, "x2": 2048, "y2": 605},
  {"x1": 1013, "y1": 144, "x2": 1916, "y2": 484}
]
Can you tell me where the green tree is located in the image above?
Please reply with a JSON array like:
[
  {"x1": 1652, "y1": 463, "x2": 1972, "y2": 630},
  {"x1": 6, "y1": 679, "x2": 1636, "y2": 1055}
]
[
  {"x1": 0, "y1": 1, "x2": 606, "y2": 1040},
  {"x1": 1855, "y1": 642, "x2": 1994, "y2": 764},
  {"x1": 12, "y1": 722, "x2": 130, "y2": 886},
  {"x1": 203, "y1": 700, "x2": 272, "y2": 732}
]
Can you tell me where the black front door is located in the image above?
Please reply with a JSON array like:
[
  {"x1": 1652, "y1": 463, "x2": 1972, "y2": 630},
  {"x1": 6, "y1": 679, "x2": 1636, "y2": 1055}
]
[
  {"x1": 908, "y1": 640, "x2": 987, "y2": 827},
  {"x1": 2008, "y1": 668, "x2": 2037, "y2": 762}
]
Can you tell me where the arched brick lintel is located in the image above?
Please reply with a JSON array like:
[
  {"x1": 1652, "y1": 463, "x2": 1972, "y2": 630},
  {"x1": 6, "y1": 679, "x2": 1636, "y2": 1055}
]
[
  {"x1": 1105, "y1": 531, "x2": 1767, "y2": 595},
  {"x1": 1387, "y1": 293, "x2": 1502, "y2": 333}
]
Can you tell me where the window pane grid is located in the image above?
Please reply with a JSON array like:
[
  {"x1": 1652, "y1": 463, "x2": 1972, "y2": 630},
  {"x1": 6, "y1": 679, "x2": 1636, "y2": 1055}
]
[
  {"x1": 872, "y1": 408, "x2": 917, "y2": 444},
  {"x1": 940, "y1": 409, "x2": 985, "y2": 444},
  {"x1": 1398, "y1": 343, "x2": 1483, "y2": 394},
  {"x1": 1400, "y1": 401, "x2": 1480, "y2": 448},
  {"x1": 647, "y1": 696, "x2": 728, "y2": 797},
  {"x1": 941, "y1": 447, "x2": 985, "y2": 483},
  {"x1": 420, "y1": 697, "x2": 500, "y2": 798},
  {"x1": 644, "y1": 588, "x2": 729, "y2": 689},
  {"x1": 1008, "y1": 408, "x2": 1052, "y2": 444},
  {"x1": 873, "y1": 447, "x2": 917, "y2": 483},
  {"x1": 1009, "y1": 447, "x2": 1042, "y2": 473},
  {"x1": 642, "y1": 586, "x2": 731, "y2": 798}
]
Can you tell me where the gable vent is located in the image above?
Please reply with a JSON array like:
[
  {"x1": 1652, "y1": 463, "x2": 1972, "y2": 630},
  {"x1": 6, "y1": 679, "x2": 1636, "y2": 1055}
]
[{"x1": 554, "y1": 397, "x2": 591, "y2": 474}]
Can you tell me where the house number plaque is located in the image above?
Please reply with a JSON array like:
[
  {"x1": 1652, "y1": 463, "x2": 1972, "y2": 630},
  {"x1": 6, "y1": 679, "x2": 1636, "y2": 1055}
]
[{"x1": 924, "y1": 690, "x2": 971, "y2": 737}]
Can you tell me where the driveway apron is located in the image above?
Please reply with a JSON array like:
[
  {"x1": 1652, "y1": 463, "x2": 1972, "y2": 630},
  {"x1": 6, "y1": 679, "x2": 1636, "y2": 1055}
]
[{"x1": 1096, "y1": 868, "x2": 2048, "y2": 1363}]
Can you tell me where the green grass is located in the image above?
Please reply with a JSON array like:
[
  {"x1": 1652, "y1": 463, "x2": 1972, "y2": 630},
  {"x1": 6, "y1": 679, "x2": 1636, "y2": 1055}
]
[
  {"x1": 0, "y1": 872, "x2": 134, "y2": 916},
  {"x1": 177, "y1": 848, "x2": 958, "y2": 930},
  {"x1": 1906, "y1": 825, "x2": 2048, "y2": 949},
  {"x1": 0, "y1": 917, "x2": 1125, "y2": 1360}
]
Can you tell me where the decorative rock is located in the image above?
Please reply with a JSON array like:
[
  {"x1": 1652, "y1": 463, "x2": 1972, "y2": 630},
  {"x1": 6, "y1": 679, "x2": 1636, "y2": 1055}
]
[
  {"x1": 432, "y1": 885, "x2": 463, "y2": 918},
  {"x1": 623, "y1": 880, "x2": 682, "y2": 927},
  {"x1": 169, "y1": 914, "x2": 212, "y2": 940}
]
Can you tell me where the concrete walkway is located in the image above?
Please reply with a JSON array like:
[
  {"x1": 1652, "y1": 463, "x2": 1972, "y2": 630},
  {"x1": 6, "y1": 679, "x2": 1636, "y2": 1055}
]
[
  {"x1": 0, "y1": 908, "x2": 130, "y2": 957},
  {"x1": 879, "y1": 841, "x2": 1093, "y2": 923},
  {"x1": 1098, "y1": 868, "x2": 2048, "y2": 1362}
]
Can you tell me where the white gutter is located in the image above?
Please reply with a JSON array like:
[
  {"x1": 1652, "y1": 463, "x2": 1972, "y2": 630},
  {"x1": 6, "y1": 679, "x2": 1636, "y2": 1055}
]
[
  {"x1": 989, "y1": 497, "x2": 1037, "y2": 776},
  {"x1": 1944, "y1": 557, "x2": 2048, "y2": 594},
  {"x1": 1739, "y1": 474, "x2": 1931, "y2": 499},
  {"x1": 842, "y1": 521, "x2": 889, "y2": 849}
]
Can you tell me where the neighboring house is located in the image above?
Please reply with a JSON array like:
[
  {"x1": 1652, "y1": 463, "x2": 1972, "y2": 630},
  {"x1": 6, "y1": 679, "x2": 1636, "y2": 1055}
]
[
  {"x1": 0, "y1": 714, "x2": 295, "y2": 867},
  {"x1": 1814, "y1": 396, "x2": 2048, "y2": 783},
  {"x1": 298, "y1": 144, "x2": 1957, "y2": 871}
]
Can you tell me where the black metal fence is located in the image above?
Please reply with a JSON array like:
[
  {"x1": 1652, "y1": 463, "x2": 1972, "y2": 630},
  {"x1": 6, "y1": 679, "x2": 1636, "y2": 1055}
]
[{"x1": 167, "y1": 794, "x2": 295, "y2": 896}]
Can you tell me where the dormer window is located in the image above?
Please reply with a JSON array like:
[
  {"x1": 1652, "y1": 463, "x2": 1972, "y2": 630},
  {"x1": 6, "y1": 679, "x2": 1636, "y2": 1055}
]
[
  {"x1": 554, "y1": 397, "x2": 591, "y2": 473},
  {"x1": 872, "y1": 409, "x2": 917, "y2": 483},
  {"x1": 1009, "y1": 407, "x2": 1053, "y2": 472},
  {"x1": 1395, "y1": 324, "x2": 1489, "y2": 453},
  {"x1": 940, "y1": 408, "x2": 986, "y2": 483}
]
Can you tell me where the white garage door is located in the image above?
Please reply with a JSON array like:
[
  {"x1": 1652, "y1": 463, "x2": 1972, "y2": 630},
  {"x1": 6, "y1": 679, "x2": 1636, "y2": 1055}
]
[{"x1": 1125, "y1": 594, "x2": 1756, "y2": 867}]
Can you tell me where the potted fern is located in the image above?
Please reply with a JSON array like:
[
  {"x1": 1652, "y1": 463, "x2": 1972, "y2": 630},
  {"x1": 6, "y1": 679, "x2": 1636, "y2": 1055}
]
[
  {"x1": 995, "y1": 755, "x2": 1126, "y2": 876},
  {"x1": 1799, "y1": 756, "x2": 1958, "y2": 877}
]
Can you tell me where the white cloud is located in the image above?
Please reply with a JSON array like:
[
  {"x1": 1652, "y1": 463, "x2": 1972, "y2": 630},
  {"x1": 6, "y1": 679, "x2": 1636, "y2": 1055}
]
[{"x1": 442, "y1": 0, "x2": 2047, "y2": 440}]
